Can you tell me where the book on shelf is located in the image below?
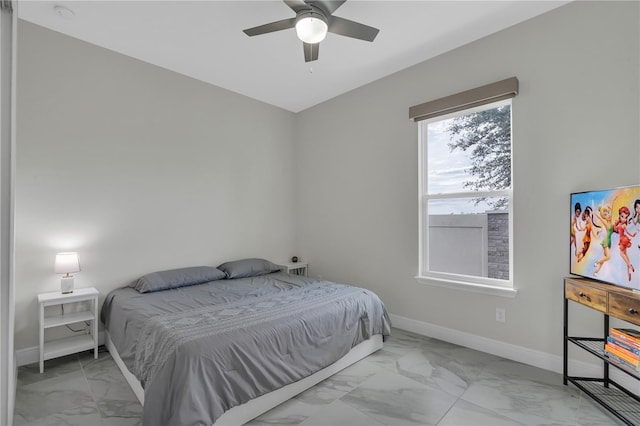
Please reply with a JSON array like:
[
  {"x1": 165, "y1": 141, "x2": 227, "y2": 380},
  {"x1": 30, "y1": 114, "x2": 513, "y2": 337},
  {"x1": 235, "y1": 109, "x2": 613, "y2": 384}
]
[
  {"x1": 606, "y1": 339, "x2": 640, "y2": 359},
  {"x1": 611, "y1": 327, "x2": 640, "y2": 342},
  {"x1": 607, "y1": 336, "x2": 640, "y2": 355},
  {"x1": 605, "y1": 350, "x2": 640, "y2": 372},
  {"x1": 605, "y1": 342, "x2": 640, "y2": 366},
  {"x1": 609, "y1": 328, "x2": 640, "y2": 350}
]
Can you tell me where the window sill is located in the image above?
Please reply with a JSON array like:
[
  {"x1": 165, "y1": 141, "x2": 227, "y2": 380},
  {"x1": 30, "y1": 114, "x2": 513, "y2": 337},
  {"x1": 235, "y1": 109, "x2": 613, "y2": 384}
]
[{"x1": 415, "y1": 276, "x2": 518, "y2": 298}]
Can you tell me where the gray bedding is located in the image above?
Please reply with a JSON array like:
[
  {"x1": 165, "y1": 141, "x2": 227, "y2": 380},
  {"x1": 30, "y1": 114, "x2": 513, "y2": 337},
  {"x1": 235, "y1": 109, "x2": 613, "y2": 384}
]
[{"x1": 101, "y1": 271, "x2": 390, "y2": 426}]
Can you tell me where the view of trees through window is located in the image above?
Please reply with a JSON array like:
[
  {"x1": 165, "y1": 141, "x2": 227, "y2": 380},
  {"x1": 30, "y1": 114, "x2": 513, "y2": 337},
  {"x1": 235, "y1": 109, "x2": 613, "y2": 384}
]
[
  {"x1": 447, "y1": 104, "x2": 511, "y2": 209},
  {"x1": 422, "y1": 100, "x2": 512, "y2": 283}
]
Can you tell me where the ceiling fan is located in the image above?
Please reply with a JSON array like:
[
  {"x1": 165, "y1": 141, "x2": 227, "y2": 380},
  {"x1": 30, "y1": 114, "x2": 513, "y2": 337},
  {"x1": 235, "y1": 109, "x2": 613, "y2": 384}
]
[{"x1": 242, "y1": 0, "x2": 379, "y2": 62}]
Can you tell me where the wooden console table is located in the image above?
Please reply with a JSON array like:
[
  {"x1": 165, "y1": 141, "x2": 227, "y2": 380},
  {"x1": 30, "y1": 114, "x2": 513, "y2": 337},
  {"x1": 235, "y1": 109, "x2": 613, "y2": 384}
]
[{"x1": 564, "y1": 276, "x2": 640, "y2": 425}]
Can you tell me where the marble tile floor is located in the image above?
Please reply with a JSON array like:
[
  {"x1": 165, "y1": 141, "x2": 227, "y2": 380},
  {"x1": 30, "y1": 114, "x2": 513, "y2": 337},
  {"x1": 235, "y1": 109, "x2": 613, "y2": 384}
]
[{"x1": 14, "y1": 328, "x2": 625, "y2": 426}]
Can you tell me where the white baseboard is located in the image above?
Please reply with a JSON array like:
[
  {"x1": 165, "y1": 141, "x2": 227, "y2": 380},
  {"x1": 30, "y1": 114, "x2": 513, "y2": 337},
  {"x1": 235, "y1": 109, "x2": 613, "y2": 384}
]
[
  {"x1": 15, "y1": 331, "x2": 105, "y2": 367},
  {"x1": 15, "y1": 347, "x2": 37, "y2": 368},
  {"x1": 389, "y1": 313, "x2": 640, "y2": 393}
]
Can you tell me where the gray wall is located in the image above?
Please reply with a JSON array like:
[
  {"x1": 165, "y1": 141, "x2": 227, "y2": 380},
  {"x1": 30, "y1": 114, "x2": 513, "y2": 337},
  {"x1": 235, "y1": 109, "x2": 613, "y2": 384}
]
[
  {"x1": 13, "y1": 1, "x2": 640, "y2": 366},
  {"x1": 15, "y1": 22, "x2": 297, "y2": 350},
  {"x1": 295, "y1": 0, "x2": 639, "y2": 356}
]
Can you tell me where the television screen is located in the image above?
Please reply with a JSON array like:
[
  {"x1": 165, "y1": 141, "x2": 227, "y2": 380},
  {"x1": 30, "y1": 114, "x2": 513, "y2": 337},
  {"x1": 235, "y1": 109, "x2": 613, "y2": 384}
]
[{"x1": 571, "y1": 186, "x2": 640, "y2": 290}]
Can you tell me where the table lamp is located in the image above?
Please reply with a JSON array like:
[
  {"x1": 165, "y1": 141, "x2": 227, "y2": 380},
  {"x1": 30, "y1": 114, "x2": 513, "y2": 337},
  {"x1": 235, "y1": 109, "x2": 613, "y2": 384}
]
[{"x1": 55, "y1": 252, "x2": 80, "y2": 294}]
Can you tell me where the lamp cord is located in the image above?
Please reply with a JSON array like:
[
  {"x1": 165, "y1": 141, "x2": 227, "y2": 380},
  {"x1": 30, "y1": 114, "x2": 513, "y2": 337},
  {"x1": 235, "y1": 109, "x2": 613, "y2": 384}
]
[{"x1": 61, "y1": 303, "x2": 91, "y2": 333}]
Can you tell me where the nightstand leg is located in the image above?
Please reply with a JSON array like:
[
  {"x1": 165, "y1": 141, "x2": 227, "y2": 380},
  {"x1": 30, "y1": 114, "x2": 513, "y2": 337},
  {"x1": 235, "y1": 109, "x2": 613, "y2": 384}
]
[
  {"x1": 39, "y1": 302, "x2": 44, "y2": 373},
  {"x1": 93, "y1": 297, "x2": 98, "y2": 359}
]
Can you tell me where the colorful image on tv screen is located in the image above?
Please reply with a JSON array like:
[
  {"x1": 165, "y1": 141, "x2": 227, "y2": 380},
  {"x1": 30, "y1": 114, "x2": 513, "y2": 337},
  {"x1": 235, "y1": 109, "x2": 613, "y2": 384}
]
[{"x1": 571, "y1": 186, "x2": 640, "y2": 290}]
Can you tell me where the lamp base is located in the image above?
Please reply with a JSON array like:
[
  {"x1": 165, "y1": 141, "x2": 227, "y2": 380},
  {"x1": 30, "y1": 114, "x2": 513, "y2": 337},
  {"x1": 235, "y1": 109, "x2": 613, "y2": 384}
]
[{"x1": 61, "y1": 276, "x2": 74, "y2": 294}]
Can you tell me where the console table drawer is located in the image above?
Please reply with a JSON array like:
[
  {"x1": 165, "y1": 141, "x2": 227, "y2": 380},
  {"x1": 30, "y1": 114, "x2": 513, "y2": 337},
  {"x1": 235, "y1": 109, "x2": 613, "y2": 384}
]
[
  {"x1": 608, "y1": 292, "x2": 640, "y2": 326},
  {"x1": 565, "y1": 281, "x2": 607, "y2": 312}
]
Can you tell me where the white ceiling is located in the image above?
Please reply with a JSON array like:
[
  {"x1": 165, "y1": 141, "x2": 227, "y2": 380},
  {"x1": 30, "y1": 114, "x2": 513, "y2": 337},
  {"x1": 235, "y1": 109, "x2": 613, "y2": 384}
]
[{"x1": 17, "y1": 0, "x2": 569, "y2": 112}]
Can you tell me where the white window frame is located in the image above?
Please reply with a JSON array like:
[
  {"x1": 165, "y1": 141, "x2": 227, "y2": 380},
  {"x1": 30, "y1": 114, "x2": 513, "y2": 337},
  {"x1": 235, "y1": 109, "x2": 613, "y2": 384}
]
[{"x1": 416, "y1": 99, "x2": 517, "y2": 298}]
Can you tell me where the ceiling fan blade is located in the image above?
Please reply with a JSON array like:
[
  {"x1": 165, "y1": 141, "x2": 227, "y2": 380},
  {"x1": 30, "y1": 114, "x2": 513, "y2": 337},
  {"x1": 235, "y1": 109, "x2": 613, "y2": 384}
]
[
  {"x1": 283, "y1": 0, "x2": 309, "y2": 13},
  {"x1": 303, "y1": 42, "x2": 319, "y2": 62},
  {"x1": 316, "y1": 1, "x2": 346, "y2": 15},
  {"x1": 243, "y1": 17, "x2": 297, "y2": 37},
  {"x1": 328, "y1": 16, "x2": 379, "y2": 42}
]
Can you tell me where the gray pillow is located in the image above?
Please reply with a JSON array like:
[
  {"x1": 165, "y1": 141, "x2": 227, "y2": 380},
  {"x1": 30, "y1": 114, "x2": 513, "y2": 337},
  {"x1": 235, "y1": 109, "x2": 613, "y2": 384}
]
[
  {"x1": 217, "y1": 258, "x2": 281, "y2": 279},
  {"x1": 132, "y1": 266, "x2": 226, "y2": 293}
]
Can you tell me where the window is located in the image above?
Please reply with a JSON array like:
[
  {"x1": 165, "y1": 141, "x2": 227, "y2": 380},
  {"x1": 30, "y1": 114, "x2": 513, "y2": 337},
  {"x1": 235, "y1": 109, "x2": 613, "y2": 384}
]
[
  {"x1": 418, "y1": 100, "x2": 513, "y2": 291},
  {"x1": 409, "y1": 78, "x2": 518, "y2": 296}
]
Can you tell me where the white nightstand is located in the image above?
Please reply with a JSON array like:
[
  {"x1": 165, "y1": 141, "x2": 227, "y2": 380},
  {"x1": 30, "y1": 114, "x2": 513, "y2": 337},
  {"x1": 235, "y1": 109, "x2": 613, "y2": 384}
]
[
  {"x1": 278, "y1": 262, "x2": 308, "y2": 276},
  {"x1": 38, "y1": 287, "x2": 99, "y2": 373}
]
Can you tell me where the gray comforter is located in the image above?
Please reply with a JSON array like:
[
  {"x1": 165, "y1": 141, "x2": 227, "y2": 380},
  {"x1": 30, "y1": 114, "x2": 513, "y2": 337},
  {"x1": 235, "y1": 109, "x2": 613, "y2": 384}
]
[{"x1": 101, "y1": 272, "x2": 390, "y2": 426}]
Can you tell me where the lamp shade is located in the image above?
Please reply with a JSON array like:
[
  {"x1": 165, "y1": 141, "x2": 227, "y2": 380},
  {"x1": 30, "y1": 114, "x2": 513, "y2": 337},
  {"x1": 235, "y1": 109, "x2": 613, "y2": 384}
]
[
  {"x1": 54, "y1": 252, "x2": 80, "y2": 275},
  {"x1": 295, "y1": 15, "x2": 327, "y2": 44}
]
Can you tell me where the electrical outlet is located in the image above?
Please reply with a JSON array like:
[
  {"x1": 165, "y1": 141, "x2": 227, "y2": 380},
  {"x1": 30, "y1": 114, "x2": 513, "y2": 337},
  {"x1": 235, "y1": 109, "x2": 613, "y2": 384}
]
[{"x1": 495, "y1": 307, "x2": 506, "y2": 323}]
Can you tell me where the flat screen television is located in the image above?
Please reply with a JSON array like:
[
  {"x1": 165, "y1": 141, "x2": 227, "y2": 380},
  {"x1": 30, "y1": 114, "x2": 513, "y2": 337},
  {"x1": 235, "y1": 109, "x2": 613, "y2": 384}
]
[{"x1": 570, "y1": 185, "x2": 640, "y2": 290}]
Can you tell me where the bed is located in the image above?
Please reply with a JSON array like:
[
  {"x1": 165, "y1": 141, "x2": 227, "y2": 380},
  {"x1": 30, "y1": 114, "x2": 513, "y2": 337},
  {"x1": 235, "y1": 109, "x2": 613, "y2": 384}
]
[{"x1": 101, "y1": 259, "x2": 391, "y2": 426}]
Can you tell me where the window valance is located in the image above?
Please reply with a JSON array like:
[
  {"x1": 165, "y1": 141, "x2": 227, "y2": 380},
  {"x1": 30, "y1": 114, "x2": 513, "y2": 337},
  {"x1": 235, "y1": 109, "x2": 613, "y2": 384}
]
[{"x1": 409, "y1": 77, "x2": 518, "y2": 122}]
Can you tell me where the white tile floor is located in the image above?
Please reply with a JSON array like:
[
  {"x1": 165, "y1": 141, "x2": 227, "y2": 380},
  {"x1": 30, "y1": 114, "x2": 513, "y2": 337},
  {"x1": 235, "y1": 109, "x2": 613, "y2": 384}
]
[{"x1": 14, "y1": 328, "x2": 625, "y2": 425}]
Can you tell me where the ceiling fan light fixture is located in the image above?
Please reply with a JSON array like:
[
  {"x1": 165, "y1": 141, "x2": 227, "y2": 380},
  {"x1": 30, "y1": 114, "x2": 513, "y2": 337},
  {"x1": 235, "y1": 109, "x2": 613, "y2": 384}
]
[{"x1": 295, "y1": 13, "x2": 328, "y2": 44}]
